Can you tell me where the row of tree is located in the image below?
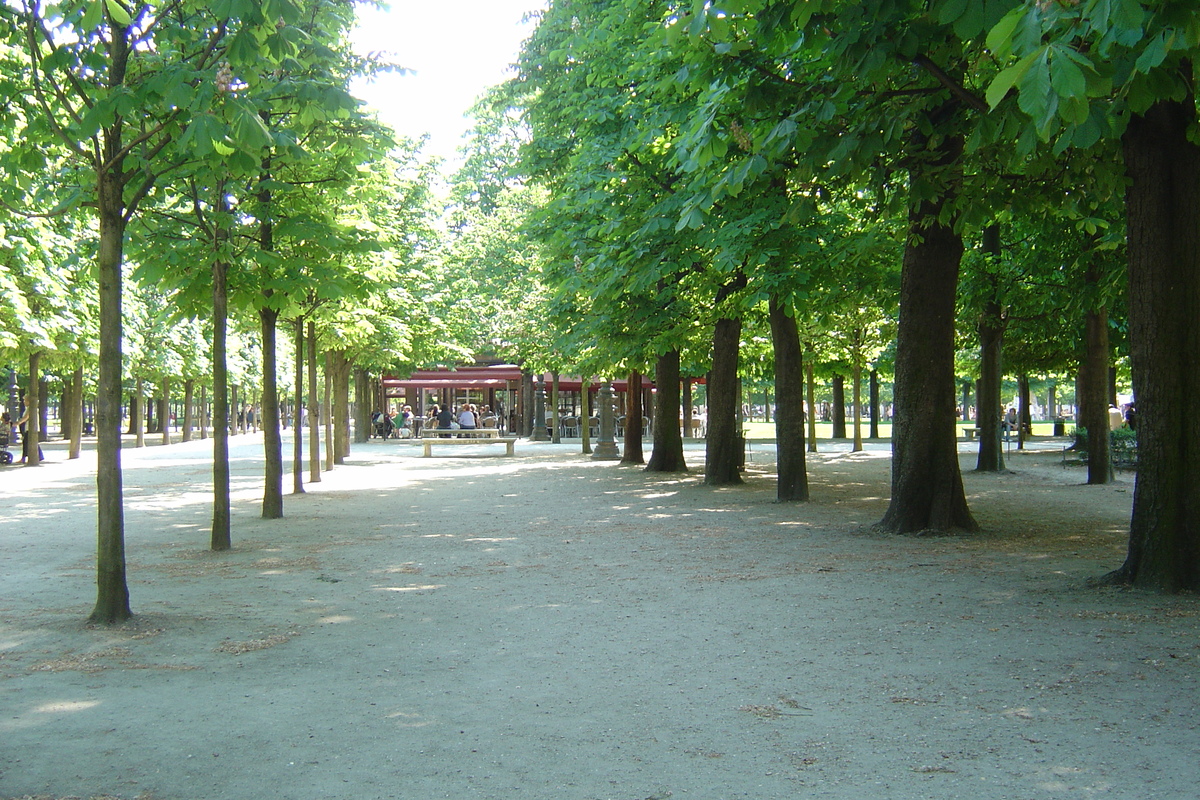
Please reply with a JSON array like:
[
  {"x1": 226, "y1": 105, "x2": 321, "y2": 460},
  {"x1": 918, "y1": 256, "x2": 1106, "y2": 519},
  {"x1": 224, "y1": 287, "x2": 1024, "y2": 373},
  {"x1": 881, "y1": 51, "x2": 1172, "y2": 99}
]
[
  {"x1": 496, "y1": 0, "x2": 1196, "y2": 591},
  {"x1": 0, "y1": 1, "x2": 519, "y2": 623}
]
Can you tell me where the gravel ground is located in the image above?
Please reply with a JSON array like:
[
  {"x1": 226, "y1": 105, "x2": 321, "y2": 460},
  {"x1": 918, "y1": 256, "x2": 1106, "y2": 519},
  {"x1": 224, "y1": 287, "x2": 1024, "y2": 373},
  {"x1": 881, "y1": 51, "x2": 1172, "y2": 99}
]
[{"x1": 1, "y1": 432, "x2": 1196, "y2": 800}]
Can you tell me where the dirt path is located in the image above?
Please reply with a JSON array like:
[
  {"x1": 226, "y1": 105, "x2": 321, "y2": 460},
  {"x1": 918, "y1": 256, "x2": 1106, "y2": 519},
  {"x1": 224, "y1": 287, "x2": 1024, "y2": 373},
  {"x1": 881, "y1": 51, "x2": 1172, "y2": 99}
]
[{"x1": 1, "y1": 435, "x2": 1196, "y2": 800}]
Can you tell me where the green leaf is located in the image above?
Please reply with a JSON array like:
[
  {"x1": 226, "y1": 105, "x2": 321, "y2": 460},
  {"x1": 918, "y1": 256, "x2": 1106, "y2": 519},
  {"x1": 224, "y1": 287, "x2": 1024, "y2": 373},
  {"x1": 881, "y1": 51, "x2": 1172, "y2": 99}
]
[
  {"x1": 105, "y1": 0, "x2": 133, "y2": 26},
  {"x1": 81, "y1": 0, "x2": 104, "y2": 30},
  {"x1": 936, "y1": 0, "x2": 969, "y2": 26},
  {"x1": 1134, "y1": 31, "x2": 1168, "y2": 74},
  {"x1": 985, "y1": 7, "x2": 1024, "y2": 59},
  {"x1": 1049, "y1": 49, "x2": 1086, "y2": 99},
  {"x1": 986, "y1": 49, "x2": 1039, "y2": 109}
]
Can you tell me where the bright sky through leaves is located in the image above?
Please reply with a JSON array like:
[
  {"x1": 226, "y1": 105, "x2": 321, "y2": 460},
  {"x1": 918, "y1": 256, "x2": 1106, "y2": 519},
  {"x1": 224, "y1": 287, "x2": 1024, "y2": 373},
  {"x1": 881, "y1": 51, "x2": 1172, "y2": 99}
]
[{"x1": 351, "y1": 0, "x2": 545, "y2": 165}]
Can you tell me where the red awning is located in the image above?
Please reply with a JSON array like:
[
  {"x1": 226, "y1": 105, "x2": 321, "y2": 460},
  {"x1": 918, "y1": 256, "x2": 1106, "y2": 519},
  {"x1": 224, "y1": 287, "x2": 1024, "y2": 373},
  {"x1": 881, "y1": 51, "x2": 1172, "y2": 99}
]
[{"x1": 382, "y1": 365, "x2": 647, "y2": 393}]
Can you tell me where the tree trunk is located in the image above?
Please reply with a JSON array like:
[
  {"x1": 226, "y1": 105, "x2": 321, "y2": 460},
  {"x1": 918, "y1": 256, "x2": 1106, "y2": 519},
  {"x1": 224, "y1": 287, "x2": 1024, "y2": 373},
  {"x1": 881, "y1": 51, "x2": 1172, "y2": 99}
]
[
  {"x1": 211, "y1": 253, "x2": 232, "y2": 551},
  {"x1": 133, "y1": 377, "x2": 145, "y2": 448},
  {"x1": 69, "y1": 366, "x2": 83, "y2": 459},
  {"x1": 621, "y1": 370, "x2": 645, "y2": 465},
  {"x1": 869, "y1": 369, "x2": 880, "y2": 440},
  {"x1": 976, "y1": 225, "x2": 1007, "y2": 472},
  {"x1": 354, "y1": 366, "x2": 370, "y2": 444},
  {"x1": 337, "y1": 352, "x2": 352, "y2": 461},
  {"x1": 90, "y1": 145, "x2": 131, "y2": 624},
  {"x1": 1017, "y1": 374, "x2": 1031, "y2": 449},
  {"x1": 24, "y1": 352, "x2": 42, "y2": 466},
  {"x1": 682, "y1": 378, "x2": 693, "y2": 440},
  {"x1": 182, "y1": 378, "x2": 194, "y2": 443},
  {"x1": 293, "y1": 319, "x2": 305, "y2": 494},
  {"x1": 260, "y1": 306, "x2": 283, "y2": 519},
  {"x1": 307, "y1": 321, "x2": 321, "y2": 483},
  {"x1": 878, "y1": 131, "x2": 977, "y2": 534},
  {"x1": 831, "y1": 375, "x2": 847, "y2": 439},
  {"x1": 851, "y1": 363, "x2": 863, "y2": 452},
  {"x1": 705, "y1": 315, "x2": 743, "y2": 485},
  {"x1": 200, "y1": 385, "x2": 208, "y2": 440},
  {"x1": 805, "y1": 358, "x2": 817, "y2": 453},
  {"x1": 769, "y1": 297, "x2": 808, "y2": 501},
  {"x1": 1107, "y1": 97, "x2": 1200, "y2": 590},
  {"x1": 1081, "y1": 286, "x2": 1113, "y2": 484},
  {"x1": 647, "y1": 351, "x2": 687, "y2": 472},
  {"x1": 580, "y1": 378, "x2": 592, "y2": 455},
  {"x1": 976, "y1": 299, "x2": 1006, "y2": 472},
  {"x1": 160, "y1": 377, "x2": 170, "y2": 446},
  {"x1": 551, "y1": 372, "x2": 561, "y2": 444}
]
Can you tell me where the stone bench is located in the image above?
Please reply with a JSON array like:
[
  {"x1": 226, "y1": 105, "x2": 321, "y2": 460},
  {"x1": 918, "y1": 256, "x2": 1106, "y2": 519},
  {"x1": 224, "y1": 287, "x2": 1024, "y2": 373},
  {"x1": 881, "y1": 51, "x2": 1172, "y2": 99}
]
[{"x1": 420, "y1": 437, "x2": 517, "y2": 457}]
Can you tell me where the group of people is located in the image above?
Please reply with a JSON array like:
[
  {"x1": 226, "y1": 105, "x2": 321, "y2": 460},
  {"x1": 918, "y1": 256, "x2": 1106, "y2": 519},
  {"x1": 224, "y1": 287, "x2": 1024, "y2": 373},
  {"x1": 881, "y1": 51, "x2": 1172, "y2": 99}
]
[
  {"x1": 426, "y1": 403, "x2": 498, "y2": 437},
  {"x1": 371, "y1": 405, "x2": 415, "y2": 439}
]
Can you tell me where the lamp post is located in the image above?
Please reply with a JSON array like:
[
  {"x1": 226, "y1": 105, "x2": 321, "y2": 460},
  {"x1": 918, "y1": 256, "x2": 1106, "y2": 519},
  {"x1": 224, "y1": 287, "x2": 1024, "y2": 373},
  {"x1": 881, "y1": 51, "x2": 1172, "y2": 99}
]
[
  {"x1": 591, "y1": 380, "x2": 620, "y2": 460},
  {"x1": 531, "y1": 376, "x2": 549, "y2": 441}
]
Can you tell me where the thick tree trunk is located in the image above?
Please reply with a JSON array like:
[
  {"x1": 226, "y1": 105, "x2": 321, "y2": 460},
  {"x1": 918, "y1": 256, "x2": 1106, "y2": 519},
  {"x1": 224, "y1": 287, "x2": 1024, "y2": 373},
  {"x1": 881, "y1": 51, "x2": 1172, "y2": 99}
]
[
  {"x1": 621, "y1": 370, "x2": 645, "y2": 465},
  {"x1": 1108, "y1": 98, "x2": 1200, "y2": 590},
  {"x1": 647, "y1": 351, "x2": 686, "y2": 472},
  {"x1": 769, "y1": 297, "x2": 808, "y2": 501},
  {"x1": 878, "y1": 133, "x2": 977, "y2": 534},
  {"x1": 831, "y1": 375, "x2": 847, "y2": 439},
  {"x1": 260, "y1": 307, "x2": 283, "y2": 519},
  {"x1": 705, "y1": 316, "x2": 743, "y2": 485},
  {"x1": 211, "y1": 254, "x2": 232, "y2": 551}
]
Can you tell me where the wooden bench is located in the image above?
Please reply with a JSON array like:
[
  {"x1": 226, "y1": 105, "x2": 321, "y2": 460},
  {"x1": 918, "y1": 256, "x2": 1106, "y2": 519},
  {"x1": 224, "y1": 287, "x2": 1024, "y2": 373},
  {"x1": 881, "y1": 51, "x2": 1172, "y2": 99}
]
[{"x1": 422, "y1": 436, "x2": 517, "y2": 457}]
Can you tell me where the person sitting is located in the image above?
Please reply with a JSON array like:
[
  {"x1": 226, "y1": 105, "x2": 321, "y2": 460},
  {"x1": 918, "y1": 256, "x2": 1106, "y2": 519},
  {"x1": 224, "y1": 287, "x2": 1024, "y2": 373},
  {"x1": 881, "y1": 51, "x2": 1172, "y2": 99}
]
[
  {"x1": 457, "y1": 404, "x2": 477, "y2": 438},
  {"x1": 394, "y1": 405, "x2": 414, "y2": 438},
  {"x1": 435, "y1": 404, "x2": 455, "y2": 438}
]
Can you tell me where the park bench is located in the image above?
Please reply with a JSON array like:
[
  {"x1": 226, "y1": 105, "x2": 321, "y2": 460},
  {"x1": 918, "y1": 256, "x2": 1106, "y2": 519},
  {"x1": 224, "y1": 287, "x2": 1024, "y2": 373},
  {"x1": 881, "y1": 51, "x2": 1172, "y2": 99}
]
[{"x1": 963, "y1": 427, "x2": 981, "y2": 440}]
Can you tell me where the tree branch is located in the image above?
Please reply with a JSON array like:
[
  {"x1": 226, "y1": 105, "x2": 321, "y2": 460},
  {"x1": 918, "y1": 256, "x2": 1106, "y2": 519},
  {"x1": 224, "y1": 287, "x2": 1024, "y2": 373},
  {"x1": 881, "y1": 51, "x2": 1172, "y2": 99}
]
[{"x1": 911, "y1": 54, "x2": 989, "y2": 114}]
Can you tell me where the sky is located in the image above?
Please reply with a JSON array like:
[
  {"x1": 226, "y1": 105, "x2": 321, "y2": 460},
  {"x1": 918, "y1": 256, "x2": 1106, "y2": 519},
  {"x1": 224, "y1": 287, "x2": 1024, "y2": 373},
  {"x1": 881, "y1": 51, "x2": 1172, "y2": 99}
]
[{"x1": 350, "y1": 0, "x2": 546, "y2": 166}]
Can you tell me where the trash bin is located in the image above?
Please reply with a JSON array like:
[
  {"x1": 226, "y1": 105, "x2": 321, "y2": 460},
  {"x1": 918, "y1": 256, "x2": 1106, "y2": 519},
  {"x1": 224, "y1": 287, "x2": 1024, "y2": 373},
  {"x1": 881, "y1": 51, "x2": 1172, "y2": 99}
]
[{"x1": 1053, "y1": 418, "x2": 1066, "y2": 437}]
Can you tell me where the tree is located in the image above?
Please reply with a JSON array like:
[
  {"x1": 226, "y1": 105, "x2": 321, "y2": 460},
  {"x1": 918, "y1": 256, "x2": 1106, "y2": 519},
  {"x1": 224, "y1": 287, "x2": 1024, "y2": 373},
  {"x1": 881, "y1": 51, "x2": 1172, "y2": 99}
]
[
  {"x1": 8, "y1": 1, "x2": 320, "y2": 620},
  {"x1": 988, "y1": 0, "x2": 1200, "y2": 589}
]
